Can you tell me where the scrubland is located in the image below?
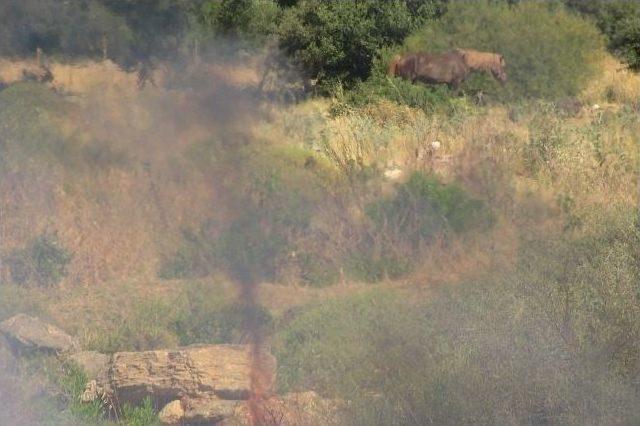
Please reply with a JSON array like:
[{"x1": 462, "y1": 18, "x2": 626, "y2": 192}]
[{"x1": 1, "y1": 40, "x2": 640, "y2": 426}]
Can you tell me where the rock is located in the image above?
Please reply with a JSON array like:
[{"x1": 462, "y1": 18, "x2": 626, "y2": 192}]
[
  {"x1": 184, "y1": 397, "x2": 241, "y2": 424},
  {"x1": 80, "y1": 379, "x2": 103, "y2": 403},
  {"x1": 0, "y1": 314, "x2": 80, "y2": 355},
  {"x1": 383, "y1": 167, "x2": 403, "y2": 181},
  {"x1": 68, "y1": 351, "x2": 110, "y2": 380},
  {"x1": 159, "y1": 400, "x2": 185, "y2": 425},
  {"x1": 84, "y1": 344, "x2": 276, "y2": 407},
  {"x1": 221, "y1": 392, "x2": 344, "y2": 426}
]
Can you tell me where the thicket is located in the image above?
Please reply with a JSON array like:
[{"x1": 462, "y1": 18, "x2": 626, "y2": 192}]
[
  {"x1": 276, "y1": 210, "x2": 640, "y2": 424},
  {"x1": 0, "y1": 0, "x2": 132, "y2": 63},
  {"x1": 277, "y1": 0, "x2": 440, "y2": 90},
  {"x1": 566, "y1": 0, "x2": 640, "y2": 70},
  {"x1": 402, "y1": 1, "x2": 605, "y2": 100}
]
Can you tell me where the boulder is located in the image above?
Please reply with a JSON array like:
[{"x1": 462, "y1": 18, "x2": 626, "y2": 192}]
[
  {"x1": 159, "y1": 400, "x2": 185, "y2": 425},
  {"x1": 83, "y1": 344, "x2": 276, "y2": 407},
  {"x1": 0, "y1": 314, "x2": 80, "y2": 355},
  {"x1": 158, "y1": 393, "x2": 342, "y2": 425},
  {"x1": 183, "y1": 397, "x2": 241, "y2": 424},
  {"x1": 221, "y1": 392, "x2": 344, "y2": 426},
  {"x1": 68, "y1": 351, "x2": 110, "y2": 380}
]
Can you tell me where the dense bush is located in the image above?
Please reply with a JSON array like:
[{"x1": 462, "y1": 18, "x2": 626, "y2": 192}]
[
  {"x1": 5, "y1": 233, "x2": 72, "y2": 287},
  {"x1": 345, "y1": 172, "x2": 491, "y2": 282},
  {"x1": 197, "y1": 0, "x2": 281, "y2": 45},
  {"x1": 367, "y1": 172, "x2": 492, "y2": 237},
  {"x1": 276, "y1": 212, "x2": 640, "y2": 424},
  {"x1": 403, "y1": 1, "x2": 606, "y2": 100},
  {"x1": 0, "y1": 0, "x2": 132, "y2": 62},
  {"x1": 278, "y1": 0, "x2": 442, "y2": 90},
  {"x1": 566, "y1": 0, "x2": 640, "y2": 70}
]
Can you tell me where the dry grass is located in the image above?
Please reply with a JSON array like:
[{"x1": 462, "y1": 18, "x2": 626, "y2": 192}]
[
  {"x1": 1, "y1": 54, "x2": 639, "y2": 353},
  {"x1": 581, "y1": 56, "x2": 640, "y2": 106}
]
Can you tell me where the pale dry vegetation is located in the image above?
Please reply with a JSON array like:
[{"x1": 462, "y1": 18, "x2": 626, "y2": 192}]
[{"x1": 1, "y1": 49, "x2": 640, "y2": 425}]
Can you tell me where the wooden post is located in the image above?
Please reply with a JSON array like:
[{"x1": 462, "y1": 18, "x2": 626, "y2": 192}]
[
  {"x1": 102, "y1": 36, "x2": 108, "y2": 61},
  {"x1": 36, "y1": 47, "x2": 42, "y2": 67}
]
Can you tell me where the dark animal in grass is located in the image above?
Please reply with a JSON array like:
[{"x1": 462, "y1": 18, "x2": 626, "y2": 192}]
[
  {"x1": 388, "y1": 50, "x2": 507, "y2": 89},
  {"x1": 388, "y1": 51, "x2": 469, "y2": 89}
]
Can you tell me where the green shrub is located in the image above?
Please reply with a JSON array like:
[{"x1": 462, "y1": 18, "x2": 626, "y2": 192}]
[
  {"x1": 278, "y1": 0, "x2": 433, "y2": 89},
  {"x1": 5, "y1": 233, "x2": 72, "y2": 287},
  {"x1": 367, "y1": 172, "x2": 492, "y2": 238},
  {"x1": 517, "y1": 209, "x2": 640, "y2": 379},
  {"x1": 566, "y1": 0, "x2": 640, "y2": 70},
  {"x1": 404, "y1": 1, "x2": 606, "y2": 100},
  {"x1": 0, "y1": 0, "x2": 132, "y2": 61},
  {"x1": 197, "y1": 0, "x2": 282, "y2": 45},
  {"x1": 276, "y1": 225, "x2": 640, "y2": 425},
  {"x1": 340, "y1": 172, "x2": 490, "y2": 283}
]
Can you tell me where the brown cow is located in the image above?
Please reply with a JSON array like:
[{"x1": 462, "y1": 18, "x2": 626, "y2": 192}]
[
  {"x1": 389, "y1": 49, "x2": 508, "y2": 89},
  {"x1": 455, "y1": 49, "x2": 507, "y2": 84},
  {"x1": 388, "y1": 51, "x2": 469, "y2": 89}
]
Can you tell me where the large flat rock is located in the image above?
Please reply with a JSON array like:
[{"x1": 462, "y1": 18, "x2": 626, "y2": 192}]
[
  {"x1": 0, "y1": 314, "x2": 80, "y2": 355},
  {"x1": 85, "y1": 344, "x2": 276, "y2": 408}
]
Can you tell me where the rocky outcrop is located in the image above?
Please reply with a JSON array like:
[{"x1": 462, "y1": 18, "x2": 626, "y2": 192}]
[
  {"x1": 0, "y1": 314, "x2": 80, "y2": 355},
  {"x1": 157, "y1": 392, "x2": 343, "y2": 425},
  {"x1": 223, "y1": 391, "x2": 344, "y2": 426},
  {"x1": 158, "y1": 399, "x2": 186, "y2": 424},
  {"x1": 81, "y1": 344, "x2": 277, "y2": 424},
  {"x1": 0, "y1": 314, "x2": 336, "y2": 425}
]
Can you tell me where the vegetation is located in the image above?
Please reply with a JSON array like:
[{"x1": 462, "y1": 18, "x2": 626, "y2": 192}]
[
  {"x1": 567, "y1": 0, "x2": 640, "y2": 70},
  {"x1": 4, "y1": 233, "x2": 72, "y2": 287},
  {"x1": 276, "y1": 212, "x2": 640, "y2": 424},
  {"x1": 1, "y1": 0, "x2": 640, "y2": 424},
  {"x1": 403, "y1": 1, "x2": 606, "y2": 100}
]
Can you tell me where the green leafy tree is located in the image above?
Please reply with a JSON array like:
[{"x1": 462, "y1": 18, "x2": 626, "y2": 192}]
[
  {"x1": 0, "y1": 0, "x2": 132, "y2": 61},
  {"x1": 197, "y1": 0, "x2": 281, "y2": 45},
  {"x1": 566, "y1": 0, "x2": 640, "y2": 70},
  {"x1": 278, "y1": 0, "x2": 418, "y2": 89},
  {"x1": 98, "y1": 0, "x2": 198, "y2": 66}
]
